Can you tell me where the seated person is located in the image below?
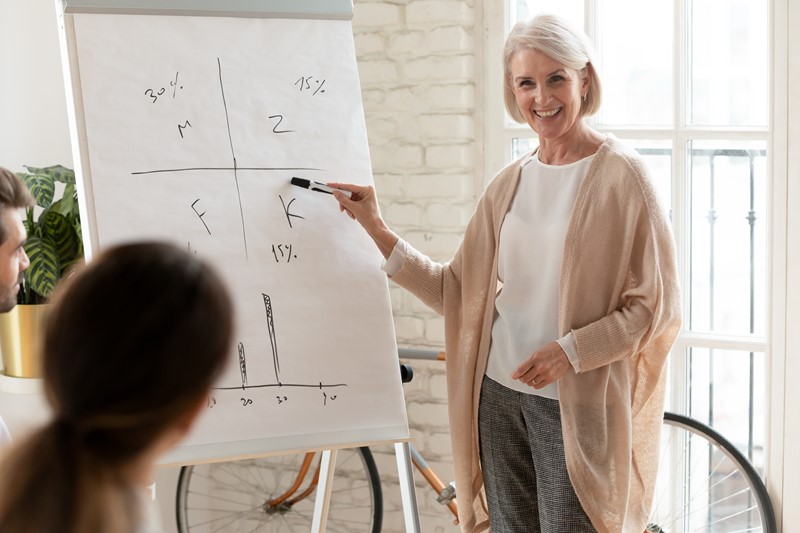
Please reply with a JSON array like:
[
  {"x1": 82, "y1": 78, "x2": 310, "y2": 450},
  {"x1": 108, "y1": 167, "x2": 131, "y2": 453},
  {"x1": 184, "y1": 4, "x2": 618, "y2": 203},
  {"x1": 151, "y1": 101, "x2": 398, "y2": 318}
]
[{"x1": 0, "y1": 241, "x2": 234, "y2": 533}]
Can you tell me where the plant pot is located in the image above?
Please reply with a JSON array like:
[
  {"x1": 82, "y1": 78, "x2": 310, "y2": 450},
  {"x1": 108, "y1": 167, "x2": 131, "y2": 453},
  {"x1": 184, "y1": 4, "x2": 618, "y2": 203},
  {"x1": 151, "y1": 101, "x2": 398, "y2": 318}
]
[{"x1": 0, "y1": 304, "x2": 50, "y2": 378}]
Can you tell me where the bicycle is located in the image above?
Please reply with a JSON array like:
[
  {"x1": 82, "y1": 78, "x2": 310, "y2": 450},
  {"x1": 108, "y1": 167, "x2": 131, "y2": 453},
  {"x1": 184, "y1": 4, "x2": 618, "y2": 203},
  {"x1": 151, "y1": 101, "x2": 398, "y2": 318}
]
[{"x1": 175, "y1": 350, "x2": 776, "y2": 532}]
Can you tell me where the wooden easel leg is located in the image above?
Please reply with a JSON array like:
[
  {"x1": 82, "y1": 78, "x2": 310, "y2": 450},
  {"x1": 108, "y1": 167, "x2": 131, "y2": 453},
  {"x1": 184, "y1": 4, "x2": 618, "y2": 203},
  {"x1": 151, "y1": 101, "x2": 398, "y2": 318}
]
[
  {"x1": 311, "y1": 449, "x2": 337, "y2": 533},
  {"x1": 395, "y1": 441, "x2": 422, "y2": 532}
]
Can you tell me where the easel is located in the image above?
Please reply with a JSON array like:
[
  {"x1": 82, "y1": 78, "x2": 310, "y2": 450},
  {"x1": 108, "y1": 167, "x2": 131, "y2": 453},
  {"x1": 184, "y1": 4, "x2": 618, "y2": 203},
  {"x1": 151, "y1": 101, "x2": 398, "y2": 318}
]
[
  {"x1": 56, "y1": 0, "x2": 422, "y2": 528},
  {"x1": 311, "y1": 443, "x2": 422, "y2": 532},
  {"x1": 312, "y1": 362, "x2": 422, "y2": 532}
]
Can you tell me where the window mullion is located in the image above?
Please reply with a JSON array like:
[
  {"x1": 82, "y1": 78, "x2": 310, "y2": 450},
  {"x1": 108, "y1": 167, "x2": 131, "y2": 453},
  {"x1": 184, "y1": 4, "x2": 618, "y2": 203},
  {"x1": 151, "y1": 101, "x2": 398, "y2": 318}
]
[{"x1": 669, "y1": 0, "x2": 691, "y2": 413}]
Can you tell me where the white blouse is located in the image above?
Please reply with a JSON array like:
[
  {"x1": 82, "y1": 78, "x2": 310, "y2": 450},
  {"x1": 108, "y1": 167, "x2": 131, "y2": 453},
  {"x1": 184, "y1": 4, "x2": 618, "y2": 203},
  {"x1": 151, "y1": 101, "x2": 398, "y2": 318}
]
[{"x1": 485, "y1": 153, "x2": 593, "y2": 399}]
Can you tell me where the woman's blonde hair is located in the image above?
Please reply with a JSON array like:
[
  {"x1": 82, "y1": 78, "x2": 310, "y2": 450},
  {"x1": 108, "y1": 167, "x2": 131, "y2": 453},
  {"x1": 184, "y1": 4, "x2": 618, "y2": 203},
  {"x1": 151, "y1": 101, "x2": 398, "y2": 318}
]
[{"x1": 503, "y1": 13, "x2": 602, "y2": 123}]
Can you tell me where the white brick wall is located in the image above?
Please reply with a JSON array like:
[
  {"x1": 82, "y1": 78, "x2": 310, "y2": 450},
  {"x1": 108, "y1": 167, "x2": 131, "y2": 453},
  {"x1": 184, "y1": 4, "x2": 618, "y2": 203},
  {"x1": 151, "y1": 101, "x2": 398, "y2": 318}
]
[{"x1": 353, "y1": 1, "x2": 481, "y2": 531}]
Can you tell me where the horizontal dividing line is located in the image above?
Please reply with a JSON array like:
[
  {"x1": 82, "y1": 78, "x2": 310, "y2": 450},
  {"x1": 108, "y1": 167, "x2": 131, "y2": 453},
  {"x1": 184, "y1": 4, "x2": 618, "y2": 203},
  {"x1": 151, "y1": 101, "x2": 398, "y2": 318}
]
[
  {"x1": 131, "y1": 166, "x2": 324, "y2": 175},
  {"x1": 215, "y1": 382, "x2": 348, "y2": 390}
]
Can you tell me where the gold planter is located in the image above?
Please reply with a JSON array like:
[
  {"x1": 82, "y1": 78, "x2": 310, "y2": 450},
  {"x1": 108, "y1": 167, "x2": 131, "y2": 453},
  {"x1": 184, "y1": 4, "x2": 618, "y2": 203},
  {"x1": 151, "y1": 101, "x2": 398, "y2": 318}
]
[{"x1": 0, "y1": 304, "x2": 50, "y2": 378}]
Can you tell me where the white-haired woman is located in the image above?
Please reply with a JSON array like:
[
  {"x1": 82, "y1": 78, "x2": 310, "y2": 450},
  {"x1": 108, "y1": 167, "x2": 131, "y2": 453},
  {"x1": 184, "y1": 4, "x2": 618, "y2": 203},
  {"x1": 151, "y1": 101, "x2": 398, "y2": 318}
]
[{"x1": 331, "y1": 14, "x2": 681, "y2": 533}]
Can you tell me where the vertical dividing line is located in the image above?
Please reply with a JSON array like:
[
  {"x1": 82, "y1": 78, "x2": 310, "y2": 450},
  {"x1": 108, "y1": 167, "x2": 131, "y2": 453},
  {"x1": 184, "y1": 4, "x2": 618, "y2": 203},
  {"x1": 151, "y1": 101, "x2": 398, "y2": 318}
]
[
  {"x1": 263, "y1": 293, "x2": 281, "y2": 385},
  {"x1": 217, "y1": 57, "x2": 249, "y2": 259}
]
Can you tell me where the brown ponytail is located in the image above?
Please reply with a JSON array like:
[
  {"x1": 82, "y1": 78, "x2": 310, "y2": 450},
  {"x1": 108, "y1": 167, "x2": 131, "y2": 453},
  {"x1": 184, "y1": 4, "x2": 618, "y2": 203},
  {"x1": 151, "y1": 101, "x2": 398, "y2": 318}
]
[{"x1": 0, "y1": 242, "x2": 233, "y2": 532}]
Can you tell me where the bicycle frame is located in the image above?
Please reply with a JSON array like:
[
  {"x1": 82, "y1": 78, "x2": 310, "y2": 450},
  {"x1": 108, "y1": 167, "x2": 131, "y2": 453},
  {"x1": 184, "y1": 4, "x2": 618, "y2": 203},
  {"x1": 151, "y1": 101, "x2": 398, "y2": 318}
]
[
  {"x1": 409, "y1": 443, "x2": 459, "y2": 525},
  {"x1": 253, "y1": 445, "x2": 460, "y2": 524},
  {"x1": 264, "y1": 452, "x2": 321, "y2": 510}
]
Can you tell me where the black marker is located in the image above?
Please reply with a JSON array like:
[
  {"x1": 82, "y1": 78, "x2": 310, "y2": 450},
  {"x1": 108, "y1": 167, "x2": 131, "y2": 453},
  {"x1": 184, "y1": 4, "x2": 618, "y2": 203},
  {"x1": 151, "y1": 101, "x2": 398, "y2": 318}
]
[{"x1": 290, "y1": 177, "x2": 353, "y2": 199}]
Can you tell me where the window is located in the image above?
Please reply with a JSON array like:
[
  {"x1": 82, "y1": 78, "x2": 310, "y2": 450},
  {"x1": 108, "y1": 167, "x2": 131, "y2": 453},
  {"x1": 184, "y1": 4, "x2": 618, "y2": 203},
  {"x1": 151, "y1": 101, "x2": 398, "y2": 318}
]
[{"x1": 487, "y1": 0, "x2": 771, "y2": 476}]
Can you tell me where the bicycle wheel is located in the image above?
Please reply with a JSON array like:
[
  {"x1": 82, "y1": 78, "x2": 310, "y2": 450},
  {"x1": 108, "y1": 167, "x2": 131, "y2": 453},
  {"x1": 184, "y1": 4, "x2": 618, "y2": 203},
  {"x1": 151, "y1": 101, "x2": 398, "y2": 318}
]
[
  {"x1": 648, "y1": 412, "x2": 776, "y2": 532},
  {"x1": 176, "y1": 446, "x2": 382, "y2": 532}
]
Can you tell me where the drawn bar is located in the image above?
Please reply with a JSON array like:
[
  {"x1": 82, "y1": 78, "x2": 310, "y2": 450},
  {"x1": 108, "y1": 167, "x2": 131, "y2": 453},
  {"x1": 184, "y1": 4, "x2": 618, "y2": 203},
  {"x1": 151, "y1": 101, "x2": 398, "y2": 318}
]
[{"x1": 263, "y1": 294, "x2": 281, "y2": 384}]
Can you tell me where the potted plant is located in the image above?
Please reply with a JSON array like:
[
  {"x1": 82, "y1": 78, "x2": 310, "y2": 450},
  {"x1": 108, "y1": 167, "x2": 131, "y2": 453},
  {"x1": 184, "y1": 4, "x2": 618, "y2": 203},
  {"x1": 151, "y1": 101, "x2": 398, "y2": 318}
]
[
  {"x1": 17, "y1": 165, "x2": 84, "y2": 303},
  {"x1": 0, "y1": 165, "x2": 83, "y2": 378}
]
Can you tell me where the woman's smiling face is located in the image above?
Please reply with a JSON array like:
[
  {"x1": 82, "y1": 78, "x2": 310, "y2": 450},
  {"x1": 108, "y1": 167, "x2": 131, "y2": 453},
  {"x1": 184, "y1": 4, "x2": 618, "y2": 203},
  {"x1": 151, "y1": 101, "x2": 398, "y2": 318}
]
[{"x1": 510, "y1": 48, "x2": 588, "y2": 143}]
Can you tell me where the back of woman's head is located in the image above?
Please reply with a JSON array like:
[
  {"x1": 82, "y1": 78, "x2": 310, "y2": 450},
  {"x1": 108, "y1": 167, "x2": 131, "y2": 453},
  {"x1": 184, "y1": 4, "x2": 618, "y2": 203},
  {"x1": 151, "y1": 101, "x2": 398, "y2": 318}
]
[
  {"x1": 503, "y1": 13, "x2": 603, "y2": 122},
  {"x1": 0, "y1": 241, "x2": 234, "y2": 533},
  {"x1": 44, "y1": 241, "x2": 233, "y2": 455}
]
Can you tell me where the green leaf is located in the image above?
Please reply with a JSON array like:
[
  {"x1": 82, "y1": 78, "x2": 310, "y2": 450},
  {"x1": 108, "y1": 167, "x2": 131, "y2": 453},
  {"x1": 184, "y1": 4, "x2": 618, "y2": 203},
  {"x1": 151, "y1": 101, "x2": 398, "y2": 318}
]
[
  {"x1": 23, "y1": 235, "x2": 61, "y2": 299},
  {"x1": 42, "y1": 210, "x2": 82, "y2": 268},
  {"x1": 17, "y1": 171, "x2": 55, "y2": 209},
  {"x1": 54, "y1": 183, "x2": 79, "y2": 217},
  {"x1": 23, "y1": 165, "x2": 75, "y2": 185}
]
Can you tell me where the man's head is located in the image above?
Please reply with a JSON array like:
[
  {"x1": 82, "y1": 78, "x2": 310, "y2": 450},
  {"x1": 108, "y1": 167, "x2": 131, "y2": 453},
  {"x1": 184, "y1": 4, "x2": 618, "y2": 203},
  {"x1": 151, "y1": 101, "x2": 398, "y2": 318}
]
[{"x1": 0, "y1": 168, "x2": 34, "y2": 312}]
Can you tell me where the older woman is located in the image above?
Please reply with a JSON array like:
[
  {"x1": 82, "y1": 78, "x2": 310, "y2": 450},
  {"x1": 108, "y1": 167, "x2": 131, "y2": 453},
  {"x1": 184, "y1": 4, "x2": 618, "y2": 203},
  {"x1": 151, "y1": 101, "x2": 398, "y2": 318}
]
[{"x1": 332, "y1": 13, "x2": 681, "y2": 533}]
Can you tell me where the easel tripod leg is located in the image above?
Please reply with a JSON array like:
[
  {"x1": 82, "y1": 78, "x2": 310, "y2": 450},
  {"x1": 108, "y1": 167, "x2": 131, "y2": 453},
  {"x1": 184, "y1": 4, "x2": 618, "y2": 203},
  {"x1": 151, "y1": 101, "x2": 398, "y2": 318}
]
[
  {"x1": 395, "y1": 441, "x2": 422, "y2": 532},
  {"x1": 311, "y1": 449, "x2": 337, "y2": 533}
]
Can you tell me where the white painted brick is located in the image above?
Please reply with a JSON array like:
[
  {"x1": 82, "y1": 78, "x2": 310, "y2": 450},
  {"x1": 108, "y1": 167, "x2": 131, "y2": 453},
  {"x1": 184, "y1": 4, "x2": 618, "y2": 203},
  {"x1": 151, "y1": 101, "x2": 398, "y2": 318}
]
[
  {"x1": 354, "y1": 31, "x2": 386, "y2": 56},
  {"x1": 410, "y1": 296, "x2": 439, "y2": 316},
  {"x1": 426, "y1": 315, "x2": 446, "y2": 344},
  {"x1": 428, "y1": 431, "x2": 453, "y2": 456},
  {"x1": 418, "y1": 114, "x2": 474, "y2": 139},
  {"x1": 392, "y1": 113, "x2": 424, "y2": 142},
  {"x1": 426, "y1": 144, "x2": 474, "y2": 169},
  {"x1": 389, "y1": 285, "x2": 406, "y2": 307},
  {"x1": 409, "y1": 427, "x2": 427, "y2": 446},
  {"x1": 371, "y1": 144, "x2": 425, "y2": 171},
  {"x1": 353, "y1": 3, "x2": 403, "y2": 28},
  {"x1": 373, "y1": 173, "x2": 405, "y2": 196},
  {"x1": 396, "y1": 326, "x2": 424, "y2": 346},
  {"x1": 394, "y1": 315, "x2": 425, "y2": 341},
  {"x1": 404, "y1": 174, "x2": 474, "y2": 198},
  {"x1": 426, "y1": 202, "x2": 473, "y2": 227},
  {"x1": 404, "y1": 231, "x2": 463, "y2": 258},
  {"x1": 406, "y1": 400, "x2": 450, "y2": 426},
  {"x1": 388, "y1": 30, "x2": 427, "y2": 55},
  {"x1": 366, "y1": 115, "x2": 400, "y2": 139},
  {"x1": 404, "y1": 55, "x2": 474, "y2": 81},
  {"x1": 384, "y1": 87, "x2": 427, "y2": 112},
  {"x1": 426, "y1": 25, "x2": 474, "y2": 53},
  {"x1": 358, "y1": 59, "x2": 401, "y2": 85},
  {"x1": 429, "y1": 371, "x2": 448, "y2": 394},
  {"x1": 426, "y1": 83, "x2": 475, "y2": 110},
  {"x1": 385, "y1": 201, "x2": 423, "y2": 225},
  {"x1": 360, "y1": 87, "x2": 385, "y2": 108},
  {"x1": 406, "y1": 1, "x2": 475, "y2": 26}
]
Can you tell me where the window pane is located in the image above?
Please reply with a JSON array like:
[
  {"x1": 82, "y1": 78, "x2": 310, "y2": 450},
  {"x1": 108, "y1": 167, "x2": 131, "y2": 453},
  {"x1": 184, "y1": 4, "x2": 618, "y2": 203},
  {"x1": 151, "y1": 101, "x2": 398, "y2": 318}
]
[
  {"x1": 685, "y1": 347, "x2": 766, "y2": 475},
  {"x1": 689, "y1": 0, "x2": 768, "y2": 126},
  {"x1": 688, "y1": 140, "x2": 767, "y2": 336},
  {"x1": 511, "y1": 137, "x2": 537, "y2": 160},
  {"x1": 597, "y1": 0, "x2": 673, "y2": 126},
  {"x1": 511, "y1": 1, "x2": 583, "y2": 29}
]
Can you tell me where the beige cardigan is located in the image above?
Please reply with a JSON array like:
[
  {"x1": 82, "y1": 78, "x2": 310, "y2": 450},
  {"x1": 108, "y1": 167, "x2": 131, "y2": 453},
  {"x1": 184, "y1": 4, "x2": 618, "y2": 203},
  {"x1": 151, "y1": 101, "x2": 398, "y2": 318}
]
[{"x1": 392, "y1": 136, "x2": 682, "y2": 532}]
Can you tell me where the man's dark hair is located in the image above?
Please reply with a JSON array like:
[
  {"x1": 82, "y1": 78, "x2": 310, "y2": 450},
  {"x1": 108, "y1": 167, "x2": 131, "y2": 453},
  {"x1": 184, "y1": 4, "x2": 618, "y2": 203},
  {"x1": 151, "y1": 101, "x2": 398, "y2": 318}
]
[{"x1": 0, "y1": 167, "x2": 34, "y2": 243}]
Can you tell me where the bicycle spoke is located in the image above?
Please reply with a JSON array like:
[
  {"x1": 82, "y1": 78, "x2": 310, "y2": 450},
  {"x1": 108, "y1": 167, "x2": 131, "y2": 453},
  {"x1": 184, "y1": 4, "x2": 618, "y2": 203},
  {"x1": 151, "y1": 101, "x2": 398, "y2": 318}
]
[
  {"x1": 177, "y1": 447, "x2": 381, "y2": 533},
  {"x1": 648, "y1": 414, "x2": 774, "y2": 533}
]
